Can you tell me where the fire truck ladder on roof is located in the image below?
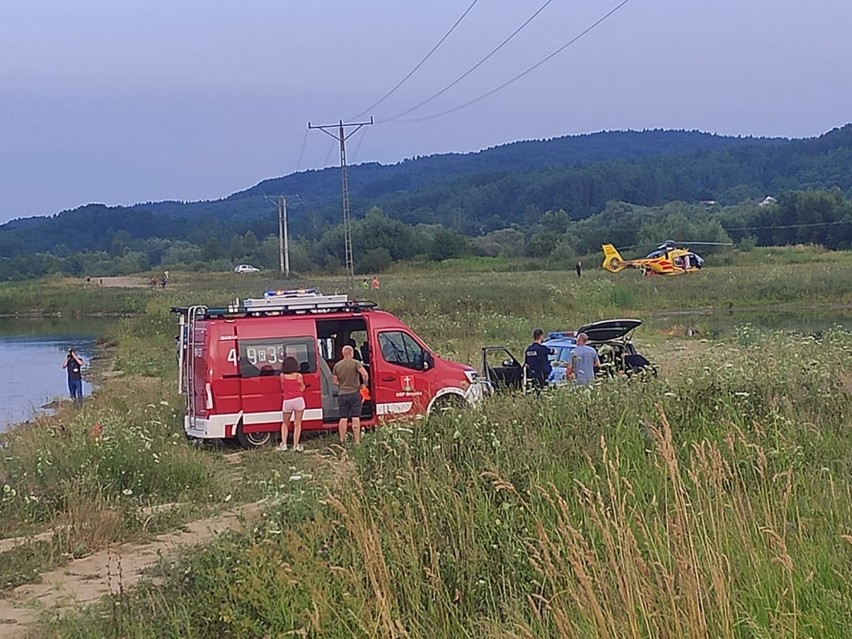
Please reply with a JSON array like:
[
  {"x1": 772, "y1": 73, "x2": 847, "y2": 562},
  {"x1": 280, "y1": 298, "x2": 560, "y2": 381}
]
[
  {"x1": 243, "y1": 292, "x2": 350, "y2": 311},
  {"x1": 179, "y1": 306, "x2": 207, "y2": 428},
  {"x1": 188, "y1": 292, "x2": 378, "y2": 318}
]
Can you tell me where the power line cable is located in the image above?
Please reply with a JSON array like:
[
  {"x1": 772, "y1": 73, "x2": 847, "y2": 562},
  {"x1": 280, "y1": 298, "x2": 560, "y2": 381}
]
[
  {"x1": 349, "y1": 0, "x2": 480, "y2": 120},
  {"x1": 351, "y1": 126, "x2": 370, "y2": 164},
  {"x1": 382, "y1": 0, "x2": 556, "y2": 123},
  {"x1": 725, "y1": 220, "x2": 851, "y2": 231},
  {"x1": 294, "y1": 127, "x2": 309, "y2": 173},
  {"x1": 389, "y1": 0, "x2": 633, "y2": 124},
  {"x1": 323, "y1": 138, "x2": 336, "y2": 166}
]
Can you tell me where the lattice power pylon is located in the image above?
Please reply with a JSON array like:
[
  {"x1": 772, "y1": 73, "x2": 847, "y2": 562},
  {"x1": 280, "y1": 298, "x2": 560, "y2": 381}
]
[{"x1": 308, "y1": 117, "x2": 373, "y2": 290}]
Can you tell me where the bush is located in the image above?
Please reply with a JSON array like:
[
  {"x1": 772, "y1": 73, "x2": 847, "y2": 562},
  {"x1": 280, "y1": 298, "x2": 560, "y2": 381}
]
[{"x1": 357, "y1": 247, "x2": 392, "y2": 274}]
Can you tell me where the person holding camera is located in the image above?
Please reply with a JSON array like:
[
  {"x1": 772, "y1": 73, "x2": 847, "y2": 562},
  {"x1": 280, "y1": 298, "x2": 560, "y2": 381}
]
[{"x1": 62, "y1": 349, "x2": 85, "y2": 405}]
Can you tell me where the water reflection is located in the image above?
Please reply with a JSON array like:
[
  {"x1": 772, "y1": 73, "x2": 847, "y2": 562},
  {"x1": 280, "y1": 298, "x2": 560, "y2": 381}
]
[{"x1": 0, "y1": 318, "x2": 112, "y2": 432}]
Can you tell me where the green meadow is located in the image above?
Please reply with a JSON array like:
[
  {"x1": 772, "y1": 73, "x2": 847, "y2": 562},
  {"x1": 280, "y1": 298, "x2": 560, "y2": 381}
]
[{"x1": 0, "y1": 247, "x2": 849, "y2": 638}]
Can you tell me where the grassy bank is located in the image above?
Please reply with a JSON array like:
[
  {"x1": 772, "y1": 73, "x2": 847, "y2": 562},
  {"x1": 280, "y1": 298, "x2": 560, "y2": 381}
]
[
  {"x1": 2, "y1": 247, "x2": 851, "y2": 322},
  {"x1": 0, "y1": 258, "x2": 849, "y2": 636},
  {"x1": 0, "y1": 300, "x2": 228, "y2": 591},
  {"x1": 1, "y1": 297, "x2": 267, "y2": 592},
  {"x1": 45, "y1": 326, "x2": 852, "y2": 638}
]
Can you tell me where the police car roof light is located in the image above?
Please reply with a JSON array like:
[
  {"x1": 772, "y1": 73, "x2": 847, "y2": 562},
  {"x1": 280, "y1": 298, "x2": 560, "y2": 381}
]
[{"x1": 547, "y1": 331, "x2": 575, "y2": 340}]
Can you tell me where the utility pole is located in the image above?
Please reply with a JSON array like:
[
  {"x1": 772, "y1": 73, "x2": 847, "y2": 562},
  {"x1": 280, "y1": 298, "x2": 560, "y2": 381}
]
[
  {"x1": 278, "y1": 195, "x2": 290, "y2": 277},
  {"x1": 308, "y1": 117, "x2": 373, "y2": 290}
]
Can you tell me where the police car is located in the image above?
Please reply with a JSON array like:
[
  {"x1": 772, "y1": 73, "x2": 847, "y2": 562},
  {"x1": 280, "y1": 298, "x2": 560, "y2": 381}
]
[
  {"x1": 543, "y1": 321, "x2": 656, "y2": 383},
  {"x1": 480, "y1": 319, "x2": 655, "y2": 392},
  {"x1": 543, "y1": 331, "x2": 578, "y2": 385}
]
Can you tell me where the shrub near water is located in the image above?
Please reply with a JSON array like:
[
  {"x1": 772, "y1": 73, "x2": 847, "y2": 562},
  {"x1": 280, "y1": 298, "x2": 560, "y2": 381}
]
[
  {"x1": 1, "y1": 294, "x2": 221, "y2": 542},
  {"x1": 0, "y1": 385, "x2": 222, "y2": 542},
  {"x1": 48, "y1": 328, "x2": 852, "y2": 638}
]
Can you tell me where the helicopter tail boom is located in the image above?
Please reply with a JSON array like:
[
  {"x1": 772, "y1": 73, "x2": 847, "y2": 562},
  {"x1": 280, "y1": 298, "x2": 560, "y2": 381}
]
[{"x1": 601, "y1": 244, "x2": 626, "y2": 273}]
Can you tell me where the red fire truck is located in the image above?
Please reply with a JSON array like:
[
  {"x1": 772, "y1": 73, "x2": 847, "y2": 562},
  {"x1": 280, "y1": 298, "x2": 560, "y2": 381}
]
[{"x1": 173, "y1": 290, "x2": 486, "y2": 447}]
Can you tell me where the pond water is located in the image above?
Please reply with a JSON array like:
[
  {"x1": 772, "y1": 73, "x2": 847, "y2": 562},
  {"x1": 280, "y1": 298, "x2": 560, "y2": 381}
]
[{"x1": 0, "y1": 318, "x2": 113, "y2": 432}]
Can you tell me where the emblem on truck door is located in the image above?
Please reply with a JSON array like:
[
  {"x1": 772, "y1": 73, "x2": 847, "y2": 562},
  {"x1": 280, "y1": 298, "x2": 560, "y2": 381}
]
[{"x1": 402, "y1": 375, "x2": 414, "y2": 392}]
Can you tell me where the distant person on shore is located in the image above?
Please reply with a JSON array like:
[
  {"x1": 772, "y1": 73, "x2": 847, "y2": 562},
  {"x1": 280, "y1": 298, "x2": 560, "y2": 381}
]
[
  {"x1": 371, "y1": 276, "x2": 380, "y2": 291},
  {"x1": 576, "y1": 260, "x2": 582, "y2": 278},
  {"x1": 278, "y1": 356, "x2": 305, "y2": 452},
  {"x1": 62, "y1": 349, "x2": 84, "y2": 405}
]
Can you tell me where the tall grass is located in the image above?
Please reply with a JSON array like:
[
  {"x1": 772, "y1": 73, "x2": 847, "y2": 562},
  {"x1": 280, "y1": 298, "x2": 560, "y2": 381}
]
[
  {"x1": 3, "y1": 250, "x2": 851, "y2": 321},
  {"x1": 0, "y1": 382, "x2": 223, "y2": 538},
  {"x1": 2, "y1": 260, "x2": 848, "y2": 635},
  {"x1": 0, "y1": 296, "x2": 229, "y2": 578},
  {"x1": 0, "y1": 277, "x2": 149, "y2": 316},
  {"x1": 48, "y1": 327, "x2": 852, "y2": 638}
]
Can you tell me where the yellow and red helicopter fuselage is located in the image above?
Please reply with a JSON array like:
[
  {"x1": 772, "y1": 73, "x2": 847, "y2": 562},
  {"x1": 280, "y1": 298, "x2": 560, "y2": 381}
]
[{"x1": 601, "y1": 244, "x2": 703, "y2": 276}]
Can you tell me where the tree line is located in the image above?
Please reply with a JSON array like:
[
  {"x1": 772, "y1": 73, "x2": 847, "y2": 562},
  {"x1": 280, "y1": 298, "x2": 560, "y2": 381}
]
[
  {"x1": 4, "y1": 125, "x2": 852, "y2": 258},
  {"x1": 1, "y1": 189, "x2": 849, "y2": 280}
]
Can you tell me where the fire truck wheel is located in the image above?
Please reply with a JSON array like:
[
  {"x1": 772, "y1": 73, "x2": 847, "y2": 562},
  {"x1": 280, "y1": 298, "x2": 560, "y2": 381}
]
[
  {"x1": 236, "y1": 422, "x2": 273, "y2": 449},
  {"x1": 431, "y1": 394, "x2": 467, "y2": 414}
]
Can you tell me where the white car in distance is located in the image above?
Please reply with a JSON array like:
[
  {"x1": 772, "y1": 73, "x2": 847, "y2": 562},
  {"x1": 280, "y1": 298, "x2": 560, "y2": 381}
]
[{"x1": 234, "y1": 264, "x2": 260, "y2": 273}]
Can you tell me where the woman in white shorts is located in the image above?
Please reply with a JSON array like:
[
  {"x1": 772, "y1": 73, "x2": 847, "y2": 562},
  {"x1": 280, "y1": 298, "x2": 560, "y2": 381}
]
[{"x1": 279, "y1": 356, "x2": 306, "y2": 451}]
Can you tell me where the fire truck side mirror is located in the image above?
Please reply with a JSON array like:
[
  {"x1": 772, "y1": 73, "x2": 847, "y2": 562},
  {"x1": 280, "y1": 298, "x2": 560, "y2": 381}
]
[{"x1": 423, "y1": 351, "x2": 434, "y2": 370}]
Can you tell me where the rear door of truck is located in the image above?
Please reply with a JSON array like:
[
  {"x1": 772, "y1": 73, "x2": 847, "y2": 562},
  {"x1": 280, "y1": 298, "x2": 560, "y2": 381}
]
[{"x1": 235, "y1": 321, "x2": 322, "y2": 431}]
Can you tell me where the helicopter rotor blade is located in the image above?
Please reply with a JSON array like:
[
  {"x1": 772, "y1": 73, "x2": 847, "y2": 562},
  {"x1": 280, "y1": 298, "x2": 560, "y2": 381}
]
[{"x1": 675, "y1": 241, "x2": 734, "y2": 246}]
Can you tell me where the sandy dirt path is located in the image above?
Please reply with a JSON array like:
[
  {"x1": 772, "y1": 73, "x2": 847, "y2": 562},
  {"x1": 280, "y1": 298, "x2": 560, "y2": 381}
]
[
  {"x1": 96, "y1": 276, "x2": 151, "y2": 288},
  {"x1": 0, "y1": 502, "x2": 261, "y2": 639}
]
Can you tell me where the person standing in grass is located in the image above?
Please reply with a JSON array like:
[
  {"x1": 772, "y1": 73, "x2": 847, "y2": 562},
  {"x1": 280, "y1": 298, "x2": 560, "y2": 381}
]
[
  {"x1": 524, "y1": 329, "x2": 552, "y2": 391},
  {"x1": 62, "y1": 349, "x2": 85, "y2": 405},
  {"x1": 567, "y1": 333, "x2": 600, "y2": 386},
  {"x1": 278, "y1": 356, "x2": 305, "y2": 451},
  {"x1": 332, "y1": 345, "x2": 369, "y2": 444}
]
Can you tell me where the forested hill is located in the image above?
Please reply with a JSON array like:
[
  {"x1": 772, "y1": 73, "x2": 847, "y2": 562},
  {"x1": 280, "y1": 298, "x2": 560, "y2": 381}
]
[
  {"x1": 238, "y1": 129, "x2": 782, "y2": 201},
  {"x1": 2, "y1": 125, "x2": 851, "y2": 259}
]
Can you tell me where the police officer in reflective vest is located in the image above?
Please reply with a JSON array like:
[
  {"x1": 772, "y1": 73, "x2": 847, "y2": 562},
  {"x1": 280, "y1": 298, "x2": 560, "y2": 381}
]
[{"x1": 524, "y1": 329, "x2": 552, "y2": 390}]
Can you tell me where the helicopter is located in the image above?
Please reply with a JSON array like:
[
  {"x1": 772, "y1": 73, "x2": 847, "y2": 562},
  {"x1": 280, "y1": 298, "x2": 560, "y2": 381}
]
[{"x1": 601, "y1": 240, "x2": 731, "y2": 276}]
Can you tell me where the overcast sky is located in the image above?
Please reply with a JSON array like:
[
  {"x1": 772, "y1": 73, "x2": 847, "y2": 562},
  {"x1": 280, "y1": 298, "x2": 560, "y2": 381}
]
[{"x1": 1, "y1": 0, "x2": 850, "y2": 223}]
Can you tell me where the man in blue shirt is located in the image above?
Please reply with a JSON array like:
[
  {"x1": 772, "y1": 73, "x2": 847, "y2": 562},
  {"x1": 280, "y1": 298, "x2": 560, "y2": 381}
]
[
  {"x1": 524, "y1": 329, "x2": 552, "y2": 390},
  {"x1": 568, "y1": 333, "x2": 600, "y2": 386}
]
